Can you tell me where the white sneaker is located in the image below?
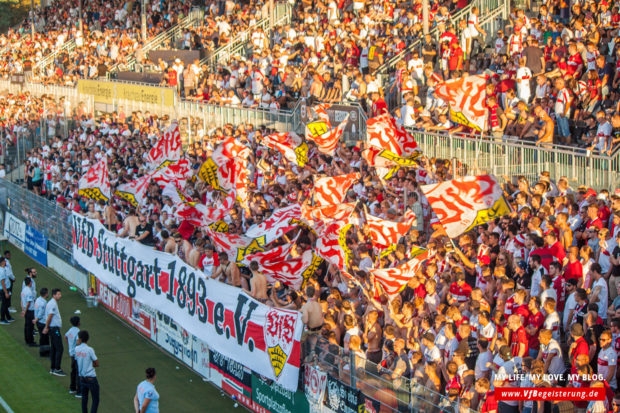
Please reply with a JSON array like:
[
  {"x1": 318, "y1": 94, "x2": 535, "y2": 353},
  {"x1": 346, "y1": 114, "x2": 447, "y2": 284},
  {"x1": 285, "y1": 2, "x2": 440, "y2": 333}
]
[{"x1": 8, "y1": 308, "x2": 16, "y2": 313}]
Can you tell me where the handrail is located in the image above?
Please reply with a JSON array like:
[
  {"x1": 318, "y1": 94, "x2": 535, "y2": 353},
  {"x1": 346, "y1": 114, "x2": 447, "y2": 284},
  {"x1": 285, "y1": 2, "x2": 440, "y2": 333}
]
[
  {"x1": 109, "y1": 8, "x2": 205, "y2": 74},
  {"x1": 32, "y1": 37, "x2": 77, "y2": 74}
]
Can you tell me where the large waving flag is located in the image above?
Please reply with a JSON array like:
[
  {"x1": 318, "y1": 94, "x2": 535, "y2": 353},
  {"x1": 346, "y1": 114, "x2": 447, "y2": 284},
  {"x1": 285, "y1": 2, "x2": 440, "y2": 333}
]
[
  {"x1": 175, "y1": 192, "x2": 236, "y2": 227},
  {"x1": 206, "y1": 229, "x2": 267, "y2": 264},
  {"x1": 421, "y1": 175, "x2": 511, "y2": 238},
  {"x1": 261, "y1": 132, "x2": 309, "y2": 167},
  {"x1": 147, "y1": 122, "x2": 182, "y2": 169},
  {"x1": 78, "y1": 156, "x2": 111, "y2": 201},
  {"x1": 371, "y1": 250, "x2": 428, "y2": 300},
  {"x1": 366, "y1": 113, "x2": 419, "y2": 157},
  {"x1": 313, "y1": 173, "x2": 359, "y2": 207},
  {"x1": 315, "y1": 216, "x2": 358, "y2": 270},
  {"x1": 434, "y1": 74, "x2": 487, "y2": 131},
  {"x1": 365, "y1": 210, "x2": 415, "y2": 249},
  {"x1": 115, "y1": 159, "x2": 192, "y2": 207},
  {"x1": 305, "y1": 112, "x2": 349, "y2": 156},
  {"x1": 245, "y1": 203, "x2": 301, "y2": 245}
]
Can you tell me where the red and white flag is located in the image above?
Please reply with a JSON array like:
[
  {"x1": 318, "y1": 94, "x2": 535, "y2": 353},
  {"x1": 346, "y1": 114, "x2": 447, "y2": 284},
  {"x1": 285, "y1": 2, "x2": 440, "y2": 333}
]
[
  {"x1": 315, "y1": 216, "x2": 358, "y2": 270},
  {"x1": 313, "y1": 103, "x2": 332, "y2": 128},
  {"x1": 175, "y1": 192, "x2": 235, "y2": 227},
  {"x1": 78, "y1": 156, "x2": 111, "y2": 201},
  {"x1": 365, "y1": 211, "x2": 415, "y2": 249},
  {"x1": 421, "y1": 175, "x2": 511, "y2": 238},
  {"x1": 371, "y1": 251, "x2": 428, "y2": 300},
  {"x1": 245, "y1": 250, "x2": 322, "y2": 290},
  {"x1": 366, "y1": 113, "x2": 419, "y2": 157},
  {"x1": 245, "y1": 203, "x2": 301, "y2": 245},
  {"x1": 305, "y1": 113, "x2": 349, "y2": 156},
  {"x1": 261, "y1": 132, "x2": 309, "y2": 167},
  {"x1": 147, "y1": 122, "x2": 182, "y2": 169},
  {"x1": 206, "y1": 229, "x2": 267, "y2": 264},
  {"x1": 313, "y1": 173, "x2": 359, "y2": 207},
  {"x1": 115, "y1": 175, "x2": 151, "y2": 207},
  {"x1": 434, "y1": 74, "x2": 488, "y2": 131},
  {"x1": 302, "y1": 203, "x2": 356, "y2": 224}
]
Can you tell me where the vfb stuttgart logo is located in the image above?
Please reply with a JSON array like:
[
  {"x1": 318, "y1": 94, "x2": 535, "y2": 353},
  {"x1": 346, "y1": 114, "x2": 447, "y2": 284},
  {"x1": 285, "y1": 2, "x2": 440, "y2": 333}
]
[{"x1": 264, "y1": 309, "x2": 297, "y2": 378}]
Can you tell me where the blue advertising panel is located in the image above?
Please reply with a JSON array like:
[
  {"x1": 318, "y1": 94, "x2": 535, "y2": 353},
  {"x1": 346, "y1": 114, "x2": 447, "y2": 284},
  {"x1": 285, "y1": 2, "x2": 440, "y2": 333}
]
[{"x1": 24, "y1": 225, "x2": 48, "y2": 266}]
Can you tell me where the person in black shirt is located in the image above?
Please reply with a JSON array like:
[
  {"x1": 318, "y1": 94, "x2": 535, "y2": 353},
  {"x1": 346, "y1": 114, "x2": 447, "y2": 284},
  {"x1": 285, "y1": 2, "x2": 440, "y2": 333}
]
[
  {"x1": 134, "y1": 215, "x2": 155, "y2": 246},
  {"x1": 422, "y1": 33, "x2": 437, "y2": 68}
]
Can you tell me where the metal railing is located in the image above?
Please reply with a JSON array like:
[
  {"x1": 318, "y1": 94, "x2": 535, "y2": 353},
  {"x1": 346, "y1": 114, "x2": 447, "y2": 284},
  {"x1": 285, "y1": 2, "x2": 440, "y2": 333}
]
[
  {"x1": 199, "y1": 2, "x2": 291, "y2": 69},
  {"x1": 410, "y1": 130, "x2": 620, "y2": 190},
  {"x1": 110, "y1": 8, "x2": 206, "y2": 74},
  {"x1": 32, "y1": 37, "x2": 77, "y2": 75},
  {"x1": 303, "y1": 336, "x2": 476, "y2": 413},
  {"x1": 0, "y1": 179, "x2": 73, "y2": 260}
]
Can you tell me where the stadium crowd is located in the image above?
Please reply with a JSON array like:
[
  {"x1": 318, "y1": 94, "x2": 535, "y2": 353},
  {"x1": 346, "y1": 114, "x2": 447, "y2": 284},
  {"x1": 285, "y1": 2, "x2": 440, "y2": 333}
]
[{"x1": 3, "y1": 0, "x2": 620, "y2": 411}]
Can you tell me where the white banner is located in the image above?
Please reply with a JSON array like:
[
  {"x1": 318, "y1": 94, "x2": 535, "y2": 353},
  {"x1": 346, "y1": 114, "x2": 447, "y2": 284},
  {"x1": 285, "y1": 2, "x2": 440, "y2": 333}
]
[
  {"x1": 304, "y1": 365, "x2": 328, "y2": 406},
  {"x1": 71, "y1": 213, "x2": 303, "y2": 391},
  {"x1": 4, "y1": 211, "x2": 26, "y2": 250}
]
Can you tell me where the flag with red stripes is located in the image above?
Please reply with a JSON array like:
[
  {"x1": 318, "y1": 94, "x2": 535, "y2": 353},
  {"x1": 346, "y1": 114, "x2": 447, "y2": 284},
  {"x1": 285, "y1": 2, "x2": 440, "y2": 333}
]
[
  {"x1": 261, "y1": 132, "x2": 309, "y2": 167},
  {"x1": 147, "y1": 122, "x2": 182, "y2": 170},
  {"x1": 315, "y1": 216, "x2": 358, "y2": 271},
  {"x1": 365, "y1": 210, "x2": 415, "y2": 249},
  {"x1": 366, "y1": 113, "x2": 419, "y2": 157},
  {"x1": 371, "y1": 250, "x2": 428, "y2": 300},
  {"x1": 305, "y1": 113, "x2": 349, "y2": 156},
  {"x1": 313, "y1": 173, "x2": 360, "y2": 207},
  {"x1": 78, "y1": 156, "x2": 111, "y2": 201}
]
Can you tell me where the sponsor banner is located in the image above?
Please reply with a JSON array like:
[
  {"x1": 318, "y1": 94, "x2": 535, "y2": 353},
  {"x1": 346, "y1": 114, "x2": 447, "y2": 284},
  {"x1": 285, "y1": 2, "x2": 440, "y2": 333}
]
[
  {"x1": 304, "y1": 365, "x2": 328, "y2": 406},
  {"x1": 24, "y1": 224, "x2": 48, "y2": 266},
  {"x1": 155, "y1": 311, "x2": 196, "y2": 366},
  {"x1": 4, "y1": 212, "x2": 26, "y2": 250},
  {"x1": 72, "y1": 214, "x2": 302, "y2": 391},
  {"x1": 97, "y1": 280, "x2": 155, "y2": 339},
  {"x1": 325, "y1": 376, "x2": 364, "y2": 413},
  {"x1": 77, "y1": 79, "x2": 175, "y2": 107},
  {"x1": 251, "y1": 374, "x2": 309, "y2": 413},
  {"x1": 495, "y1": 387, "x2": 605, "y2": 401},
  {"x1": 192, "y1": 336, "x2": 210, "y2": 379},
  {"x1": 209, "y1": 349, "x2": 253, "y2": 409}
]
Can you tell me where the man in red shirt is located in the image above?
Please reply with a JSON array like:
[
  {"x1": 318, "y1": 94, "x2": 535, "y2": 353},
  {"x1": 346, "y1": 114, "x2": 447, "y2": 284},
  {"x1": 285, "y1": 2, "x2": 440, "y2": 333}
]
[
  {"x1": 476, "y1": 378, "x2": 497, "y2": 413},
  {"x1": 448, "y1": 42, "x2": 464, "y2": 73},
  {"x1": 530, "y1": 236, "x2": 554, "y2": 271},
  {"x1": 525, "y1": 297, "x2": 545, "y2": 358},
  {"x1": 545, "y1": 231, "x2": 566, "y2": 264},
  {"x1": 569, "y1": 323, "x2": 590, "y2": 366},
  {"x1": 549, "y1": 262, "x2": 566, "y2": 312},
  {"x1": 370, "y1": 92, "x2": 388, "y2": 117},
  {"x1": 508, "y1": 314, "x2": 529, "y2": 357},
  {"x1": 586, "y1": 203, "x2": 605, "y2": 230},
  {"x1": 564, "y1": 246, "x2": 583, "y2": 282},
  {"x1": 449, "y1": 272, "x2": 472, "y2": 304}
]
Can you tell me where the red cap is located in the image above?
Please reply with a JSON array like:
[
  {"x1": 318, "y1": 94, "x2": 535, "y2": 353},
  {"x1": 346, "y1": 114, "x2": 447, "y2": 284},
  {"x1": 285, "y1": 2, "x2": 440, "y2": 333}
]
[
  {"x1": 585, "y1": 188, "x2": 597, "y2": 198},
  {"x1": 479, "y1": 255, "x2": 491, "y2": 266}
]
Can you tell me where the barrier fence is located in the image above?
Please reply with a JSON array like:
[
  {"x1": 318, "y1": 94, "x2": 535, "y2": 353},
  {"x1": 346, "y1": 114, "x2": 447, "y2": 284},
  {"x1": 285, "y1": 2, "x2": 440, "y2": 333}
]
[{"x1": 0, "y1": 178, "x2": 468, "y2": 413}]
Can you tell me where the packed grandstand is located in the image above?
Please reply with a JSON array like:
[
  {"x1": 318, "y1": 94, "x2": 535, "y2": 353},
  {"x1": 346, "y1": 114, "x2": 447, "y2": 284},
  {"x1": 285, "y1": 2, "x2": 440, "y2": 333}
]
[{"x1": 1, "y1": 0, "x2": 620, "y2": 411}]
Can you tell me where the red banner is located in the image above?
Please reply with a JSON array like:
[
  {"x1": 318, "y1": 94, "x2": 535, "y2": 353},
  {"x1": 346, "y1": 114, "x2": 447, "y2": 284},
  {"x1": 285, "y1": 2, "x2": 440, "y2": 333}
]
[{"x1": 495, "y1": 387, "x2": 605, "y2": 401}]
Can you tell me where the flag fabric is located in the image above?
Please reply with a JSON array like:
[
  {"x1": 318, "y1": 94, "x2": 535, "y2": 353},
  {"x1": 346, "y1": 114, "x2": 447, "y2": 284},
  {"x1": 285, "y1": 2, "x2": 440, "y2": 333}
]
[
  {"x1": 305, "y1": 113, "x2": 349, "y2": 156},
  {"x1": 245, "y1": 203, "x2": 301, "y2": 245},
  {"x1": 115, "y1": 175, "x2": 151, "y2": 207},
  {"x1": 161, "y1": 181, "x2": 193, "y2": 205},
  {"x1": 313, "y1": 173, "x2": 360, "y2": 207},
  {"x1": 365, "y1": 210, "x2": 415, "y2": 249},
  {"x1": 313, "y1": 103, "x2": 332, "y2": 128},
  {"x1": 78, "y1": 156, "x2": 111, "y2": 201},
  {"x1": 434, "y1": 74, "x2": 488, "y2": 131},
  {"x1": 147, "y1": 122, "x2": 182, "y2": 169},
  {"x1": 302, "y1": 203, "x2": 357, "y2": 223},
  {"x1": 366, "y1": 113, "x2": 419, "y2": 157},
  {"x1": 315, "y1": 216, "x2": 358, "y2": 270},
  {"x1": 371, "y1": 250, "x2": 428, "y2": 300},
  {"x1": 244, "y1": 247, "x2": 322, "y2": 290},
  {"x1": 206, "y1": 229, "x2": 267, "y2": 264},
  {"x1": 362, "y1": 146, "x2": 420, "y2": 169},
  {"x1": 175, "y1": 192, "x2": 236, "y2": 227},
  {"x1": 421, "y1": 175, "x2": 511, "y2": 238},
  {"x1": 261, "y1": 132, "x2": 309, "y2": 167},
  {"x1": 115, "y1": 159, "x2": 192, "y2": 207}
]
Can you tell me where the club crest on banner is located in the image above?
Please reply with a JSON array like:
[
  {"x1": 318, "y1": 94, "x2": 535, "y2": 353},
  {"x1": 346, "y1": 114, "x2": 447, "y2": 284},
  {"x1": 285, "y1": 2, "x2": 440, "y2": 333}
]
[{"x1": 264, "y1": 308, "x2": 298, "y2": 378}]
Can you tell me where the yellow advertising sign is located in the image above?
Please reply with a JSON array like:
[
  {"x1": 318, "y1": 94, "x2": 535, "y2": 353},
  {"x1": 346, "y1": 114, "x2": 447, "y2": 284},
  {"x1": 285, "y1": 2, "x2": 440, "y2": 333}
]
[{"x1": 78, "y1": 80, "x2": 175, "y2": 107}]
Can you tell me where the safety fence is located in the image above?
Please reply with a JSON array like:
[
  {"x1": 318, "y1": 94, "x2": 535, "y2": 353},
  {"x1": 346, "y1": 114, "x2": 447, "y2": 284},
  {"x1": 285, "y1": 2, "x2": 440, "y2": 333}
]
[
  {"x1": 376, "y1": 0, "x2": 508, "y2": 109},
  {"x1": 0, "y1": 179, "x2": 463, "y2": 413},
  {"x1": 1, "y1": 78, "x2": 619, "y2": 190}
]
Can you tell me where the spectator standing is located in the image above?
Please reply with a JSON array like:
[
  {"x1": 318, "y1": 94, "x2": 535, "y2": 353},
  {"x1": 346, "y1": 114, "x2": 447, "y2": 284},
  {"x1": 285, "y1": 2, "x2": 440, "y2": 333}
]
[
  {"x1": 75, "y1": 330, "x2": 100, "y2": 413},
  {"x1": 4, "y1": 251, "x2": 15, "y2": 313},
  {"x1": 20, "y1": 277, "x2": 36, "y2": 346},
  {"x1": 34, "y1": 287, "x2": 50, "y2": 356},
  {"x1": 0, "y1": 257, "x2": 13, "y2": 324},
  {"x1": 134, "y1": 367, "x2": 159, "y2": 413},
  {"x1": 66, "y1": 316, "x2": 81, "y2": 396},
  {"x1": 43, "y1": 288, "x2": 66, "y2": 376}
]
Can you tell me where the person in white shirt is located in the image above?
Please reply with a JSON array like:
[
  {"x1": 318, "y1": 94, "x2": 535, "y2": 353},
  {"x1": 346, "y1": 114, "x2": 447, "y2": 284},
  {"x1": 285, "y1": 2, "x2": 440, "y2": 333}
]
[
  {"x1": 597, "y1": 330, "x2": 617, "y2": 389},
  {"x1": 529, "y1": 255, "x2": 546, "y2": 298},
  {"x1": 21, "y1": 277, "x2": 36, "y2": 346},
  {"x1": 475, "y1": 339, "x2": 493, "y2": 379},
  {"x1": 538, "y1": 329, "x2": 565, "y2": 376},
  {"x1": 590, "y1": 263, "x2": 609, "y2": 321},
  {"x1": 0, "y1": 257, "x2": 12, "y2": 324},
  {"x1": 4, "y1": 251, "x2": 15, "y2": 313},
  {"x1": 590, "y1": 111, "x2": 613, "y2": 154},
  {"x1": 563, "y1": 279, "x2": 578, "y2": 331},
  {"x1": 43, "y1": 288, "x2": 66, "y2": 376},
  {"x1": 65, "y1": 316, "x2": 81, "y2": 395},
  {"x1": 516, "y1": 57, "x2": 533, "y2": 102},
  {"x1": 75, "y1": 330, "x2": 100, "y2": 411}
]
